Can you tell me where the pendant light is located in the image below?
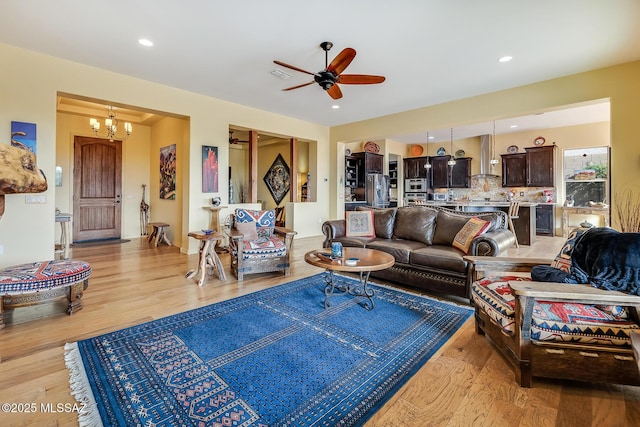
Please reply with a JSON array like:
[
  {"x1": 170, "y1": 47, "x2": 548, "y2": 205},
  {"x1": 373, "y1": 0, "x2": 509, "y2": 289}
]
[
  {"x1": 490, "y1": 120, "x2": 499, "y2": 168},
  {"x1": 447, "y1": 128, "x2": 456, "y2": 166},
  {"x1": 424, "y1": 130, "x2": 432, "y2": 169}
]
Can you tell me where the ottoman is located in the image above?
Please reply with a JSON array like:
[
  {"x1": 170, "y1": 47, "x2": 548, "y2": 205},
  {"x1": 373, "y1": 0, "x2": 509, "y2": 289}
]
[{"x1": 0, "y1": 259, "x2": 92, "y2": 328}]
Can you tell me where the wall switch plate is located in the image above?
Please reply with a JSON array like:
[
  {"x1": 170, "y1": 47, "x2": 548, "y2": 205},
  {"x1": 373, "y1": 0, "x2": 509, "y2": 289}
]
[
  {"x1": 519, "y1": 192, "x2": 524, "y2": 196},
  {"x1": 25, "y1": 195, "x2": 47, "y2": 204}
]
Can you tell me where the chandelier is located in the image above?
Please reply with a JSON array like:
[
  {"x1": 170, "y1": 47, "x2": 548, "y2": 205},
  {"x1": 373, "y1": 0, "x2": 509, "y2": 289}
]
[
  {"x1": 89, "y1": 106, "x2": 132, "y2": 141},
  {"x1": 447, "y1": 128, "x2": 456, "y2": 166}
]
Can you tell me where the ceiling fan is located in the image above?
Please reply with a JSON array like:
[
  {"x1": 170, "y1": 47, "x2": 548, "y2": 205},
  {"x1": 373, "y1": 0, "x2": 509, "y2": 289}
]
[
  {"x1": 274, "y1": 41, "x2": 385, "y2": 100},
  {"x1": 229, "y1": 131, "x2": 249, "y2": 144}
]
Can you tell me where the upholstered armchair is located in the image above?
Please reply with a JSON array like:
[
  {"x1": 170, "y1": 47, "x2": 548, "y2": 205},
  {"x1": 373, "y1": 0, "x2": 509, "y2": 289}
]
[
  {"x1": 228, "y1": 208, "x2": 297, "y2": 281},
  {"x1": 465, "y1": 227, "x2": 640, "y2": 387}
]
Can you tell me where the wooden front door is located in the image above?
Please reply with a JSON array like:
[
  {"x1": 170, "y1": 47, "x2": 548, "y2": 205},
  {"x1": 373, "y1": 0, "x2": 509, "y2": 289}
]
[{"x1": 73, "y1": 136, "x2": 122, "y2": 241}]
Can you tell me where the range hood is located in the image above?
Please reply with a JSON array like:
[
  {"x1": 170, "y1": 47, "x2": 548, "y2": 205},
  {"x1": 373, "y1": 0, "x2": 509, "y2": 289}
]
[{"x1": 472, "y1": 134, "x2": 500, "y2": 178}]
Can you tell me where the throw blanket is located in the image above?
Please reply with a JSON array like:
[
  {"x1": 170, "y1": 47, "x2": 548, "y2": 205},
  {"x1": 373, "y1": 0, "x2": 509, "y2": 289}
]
[{"x1": 567, "y1": 227, "x2": 640, "y2": 295}]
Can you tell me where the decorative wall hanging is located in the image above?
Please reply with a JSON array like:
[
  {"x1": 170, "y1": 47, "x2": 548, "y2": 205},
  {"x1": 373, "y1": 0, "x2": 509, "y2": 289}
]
[
  {"x1": 159, "y1": 144, "x2": 176, "y2": 200},
  {"x1": 263, "y1": 153, "x2": 290, "y2": 205},
  {"x1": 202, "y1": 145, "x2": 219, "y2": 193},
  {"x1": 11, "y1": 121, "x2": 37, "y2": 154}
]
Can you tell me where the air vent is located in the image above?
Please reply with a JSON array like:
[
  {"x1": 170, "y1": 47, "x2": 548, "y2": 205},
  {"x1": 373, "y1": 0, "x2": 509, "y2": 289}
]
[{"x1": 270, "y1": 69, "x2": 292, "y2": 80}]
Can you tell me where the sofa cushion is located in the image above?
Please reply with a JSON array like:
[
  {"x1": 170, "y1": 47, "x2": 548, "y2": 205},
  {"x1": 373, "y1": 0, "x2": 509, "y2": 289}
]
[
  {"x1": 235, "y1": 208, "x2": 275, "y2": 238},
  {"x1": 366, "y1": 239, "x2": 427, "y2": 264},
  {"x1": 235, "y1": 220, "x2": 259, "y2": 241},
  {"x1": 452, "y1": 217, "x2": 490, "y2": 254},
  {"x1": 470, "y1": 276, "x2": 639, "y2": 346},
  {"x1": 432, "y1": 209, "x2": 470, "y2": 246},
  {"x1": 410, "y1": 245, "x2": 468, "y2": 274},
  {"x1": 356, "y1": 207, "x2": 397, "y2": 238},
  {"x1": 393, "y1": 207, "x2": 437, "y2": 245},
  {"x1": 550, "y1": 226, "x2": 590, "y2": 272},
  {"x1": 345, "y1": 210, "x2": 375, "y2": 237}
]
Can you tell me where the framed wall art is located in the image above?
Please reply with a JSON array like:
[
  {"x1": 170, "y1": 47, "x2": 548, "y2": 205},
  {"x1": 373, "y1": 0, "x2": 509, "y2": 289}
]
[
  {"x1": 160, "y1": 144, "x2": 176, "y2": 200},
  {"x1": 202, "y1": 145, "x2": 219, "y2": 193},
  {"x1": 263, "y1": 153, "x2": 290, "y2": 205},
  {"x1": 11, "y1": 121, "x2": 37, "y2": 154}
]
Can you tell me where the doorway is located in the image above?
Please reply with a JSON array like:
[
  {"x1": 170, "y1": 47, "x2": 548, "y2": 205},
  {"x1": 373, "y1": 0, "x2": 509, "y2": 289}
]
[{"x1": 73, "y1": 136, "x2": 122, "y2": 241}]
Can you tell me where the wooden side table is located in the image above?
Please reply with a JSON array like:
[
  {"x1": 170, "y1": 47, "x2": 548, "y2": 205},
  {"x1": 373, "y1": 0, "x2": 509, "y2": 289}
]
[
  {"x1": 203, "y1": 205, "x2": 229, "y2": 253},
  {"x1": 55, "y1": 213, "x2": 72, "y2": 259},
  {"x1": 186, "y1": 231, "x2": 227, "y2": 286},
  {"x1": 561, "y1": 206, "x2": 610, "y2": 237},
  {"x1": 148, "y1": 222, "x2": 172, "y2": 247}
]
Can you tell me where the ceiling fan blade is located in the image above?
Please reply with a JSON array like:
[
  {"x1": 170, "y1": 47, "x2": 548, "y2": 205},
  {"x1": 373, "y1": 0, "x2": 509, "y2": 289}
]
[
  {"x1": 273, "y1": 60, "x2": 317, "y2": 76},
  {"x1": 337, "y1": 74, "x2": 386, "y2": 85},
  {"x1": 327, "y1": 84, "x2": 343, "y2": 100},
  {"x1": 327, "y1": 48, "x2": 356, "y2": 75},
  {"x1": 282, "y1": 81, "x2": 315, "y2": 91}
]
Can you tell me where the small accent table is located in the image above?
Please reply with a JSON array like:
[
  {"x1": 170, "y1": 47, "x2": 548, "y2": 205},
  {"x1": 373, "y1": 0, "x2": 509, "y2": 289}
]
[
  {"x1": 203, "y1": 205, "x2": 229, "y2": 253},
  {"x1": 186, "y1": 231, "x2": 227, "y2": 286},
  {"x1": 304, "y1": 247, "x2": 395, "y2": 310},
  {"x1": 55, "y1": 213, "x2": 72, "y2": 259},
  {"x1": 148, "y1": 222, "x2": 172, "y2": 247},
  {"x1": 561, "y1": 206, "x2": 610, "y2": 237}
]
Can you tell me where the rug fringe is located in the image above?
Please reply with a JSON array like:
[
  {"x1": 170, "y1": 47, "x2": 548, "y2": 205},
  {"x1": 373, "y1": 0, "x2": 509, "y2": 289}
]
[{"x1": 64, "y1": 342, "x2": 104, "y2": 427}]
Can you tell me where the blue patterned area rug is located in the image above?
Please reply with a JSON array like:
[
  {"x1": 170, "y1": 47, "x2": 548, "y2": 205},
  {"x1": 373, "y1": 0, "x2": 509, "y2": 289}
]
[{"x1": 65, "y1": 274, "x2": 472, "y2": 426}]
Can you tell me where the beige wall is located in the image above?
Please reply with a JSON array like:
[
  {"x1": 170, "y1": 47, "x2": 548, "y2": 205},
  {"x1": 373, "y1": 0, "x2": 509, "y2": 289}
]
[{"x1": 0, "y1": 42, "x2": 330, "y2": 266}]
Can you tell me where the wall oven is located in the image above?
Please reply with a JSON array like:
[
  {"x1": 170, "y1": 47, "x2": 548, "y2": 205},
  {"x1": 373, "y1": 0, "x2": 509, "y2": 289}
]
[{"x1": 405, "y1": 178, "x2": 428, "y2": 193}]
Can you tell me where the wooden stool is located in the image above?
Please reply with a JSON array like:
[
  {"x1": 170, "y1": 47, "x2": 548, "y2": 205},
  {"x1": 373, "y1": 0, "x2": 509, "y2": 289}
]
[
  {"x1": 148, "y1": 222, "x2": 172, "y2": 247},
  {"x1": 186, "y1": 231, "x2": 227, "y2": 286},
  {"x1": 0, "y1": 260, "x2": 92, "y2": 329}
]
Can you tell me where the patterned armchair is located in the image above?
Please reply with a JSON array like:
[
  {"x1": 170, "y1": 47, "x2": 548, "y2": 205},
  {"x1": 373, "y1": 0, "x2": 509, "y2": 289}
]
[
  {"x1": 466, "y1": 227, "x2": 640, "y2": 387},
  {"x1": 228, "y1": 208, "x2": 297, "y2": 281}
]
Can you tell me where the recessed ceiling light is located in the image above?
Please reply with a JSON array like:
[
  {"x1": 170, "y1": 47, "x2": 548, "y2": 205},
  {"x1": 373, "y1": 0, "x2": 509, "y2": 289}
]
[
  {"x1": 428, "y1": 135, "x2": 435, "y2": 140},
  {"x1": 138, "y1": 39, "x2": 154, "y2": 47},
  {"x1": 498, "y1": 56, "x2": 513, "y2": 63},
  {"x1": 332, "y1": 105, "x2": 340, "y2": 109},
  {"x1": 510, "y1": 124, "x2": 518, "y2": 129}
]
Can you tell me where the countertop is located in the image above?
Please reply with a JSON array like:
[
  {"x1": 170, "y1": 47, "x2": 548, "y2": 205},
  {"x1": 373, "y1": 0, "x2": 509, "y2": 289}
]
[{"x1": 421, "y1": 200, "x2": 540, "y2": 207}]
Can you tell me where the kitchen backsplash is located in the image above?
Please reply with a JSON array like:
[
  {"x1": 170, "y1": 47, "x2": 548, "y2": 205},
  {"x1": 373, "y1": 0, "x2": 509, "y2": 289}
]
[{"x1": 445, "y1": 176, "x2": 555, "y2": 203}]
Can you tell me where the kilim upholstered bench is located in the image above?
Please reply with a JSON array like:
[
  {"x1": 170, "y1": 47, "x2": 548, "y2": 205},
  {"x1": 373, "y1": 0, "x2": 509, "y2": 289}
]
[{"x1": 0, "y1": 259, "x2": 92, "y2": 329}]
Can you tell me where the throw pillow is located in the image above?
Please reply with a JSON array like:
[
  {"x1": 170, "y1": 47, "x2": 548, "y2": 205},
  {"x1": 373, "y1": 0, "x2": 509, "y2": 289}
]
[
  {"x1": 235, "y1": 220, "x2": 259, "y2": 241},
  {"x1": 346, "y1": 210, "x2": 375, "y2": 237},
  {"x1": 452, "y1": 217, "x2": 490, "y2": 254},
  {"x1": 549, "y1": 227, "x2": 590, "y2": 272}
]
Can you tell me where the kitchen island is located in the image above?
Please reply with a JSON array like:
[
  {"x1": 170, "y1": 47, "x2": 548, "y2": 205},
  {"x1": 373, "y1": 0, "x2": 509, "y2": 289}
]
[{"x1": 418, "y1": 200, "x2": 538, "y2": 246}]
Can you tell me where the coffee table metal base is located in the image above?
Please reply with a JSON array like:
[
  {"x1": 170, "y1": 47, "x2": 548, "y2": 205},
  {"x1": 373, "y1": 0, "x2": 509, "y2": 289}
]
[{"x1": 323, "y1": 270, "x2": 375, "y2": 310}]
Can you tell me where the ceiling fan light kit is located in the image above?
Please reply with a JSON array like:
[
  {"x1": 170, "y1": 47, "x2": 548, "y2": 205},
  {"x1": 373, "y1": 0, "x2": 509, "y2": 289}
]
[{"x1": 274, "y1": 41, "x2": 385, "y2": 100}]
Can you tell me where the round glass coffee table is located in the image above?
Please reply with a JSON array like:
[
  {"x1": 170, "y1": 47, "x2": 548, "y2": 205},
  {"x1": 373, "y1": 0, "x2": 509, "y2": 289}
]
[{"x1": 304, "y1": 247, "x2": 395, "y2": 310}]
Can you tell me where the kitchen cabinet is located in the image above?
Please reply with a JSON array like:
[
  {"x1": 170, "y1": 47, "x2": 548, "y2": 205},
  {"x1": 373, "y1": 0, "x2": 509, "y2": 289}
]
[
  {"x1": 430, "y1": 156, "x2": 471, "y2": 188},
  {"x1": 389, "y1": 160, "x2": 398, "y2": 188},
  {"x1": 526, "y1": 145, "x2": 556, "y2": 187},
  {"x1": 345, "y1": 155, "x2": 359, "y2": 189},
  {"x1": 536, "y1": 204, "x2": 555, "y2": 236},
  {"x1": 501, "y1": 153, "x2": 527, "y2": 187},
  {"x1": 403, "y1": 156, "x2": 429, "y2": 179},
  {"x1": 450, "y1": 157, "x2": 471, "y2": 188},
  {"x1": 430, "y1": 155, "x2": 449, "y2": 188},
  {"x1": 355, "y1": 152, "x2": 383, "y2": 176}
]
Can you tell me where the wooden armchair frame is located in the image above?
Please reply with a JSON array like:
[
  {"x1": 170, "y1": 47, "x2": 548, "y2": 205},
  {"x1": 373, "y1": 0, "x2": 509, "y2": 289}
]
[
  {"x1": 228, "y1": 222, "x2": 296, "y2": 281},
  {"x1": 465, "y1": 256, "x2": 640, "y2": 387}
]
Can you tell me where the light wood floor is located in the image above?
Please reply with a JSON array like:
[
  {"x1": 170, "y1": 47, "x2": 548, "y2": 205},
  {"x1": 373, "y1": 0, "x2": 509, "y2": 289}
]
[{"x1": 1, "y1": 235, "x2": 639, "y2": 426}]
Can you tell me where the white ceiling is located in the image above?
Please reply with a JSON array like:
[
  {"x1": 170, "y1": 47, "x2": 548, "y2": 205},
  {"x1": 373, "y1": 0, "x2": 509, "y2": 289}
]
[{"x1": 2, "y1": 1, "x2": 638, "y2": 135}]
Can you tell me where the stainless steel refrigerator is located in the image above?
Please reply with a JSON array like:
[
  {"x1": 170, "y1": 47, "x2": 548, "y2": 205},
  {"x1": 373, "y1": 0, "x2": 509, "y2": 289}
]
[{"x1": 365, "y1": 174, "x2": 390, "y2": 208}]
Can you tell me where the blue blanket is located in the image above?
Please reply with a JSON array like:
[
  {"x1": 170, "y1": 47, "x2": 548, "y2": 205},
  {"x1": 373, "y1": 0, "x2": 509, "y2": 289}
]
[{"x1": 65, "y1": 273, "x2": 472, "y2": 426}]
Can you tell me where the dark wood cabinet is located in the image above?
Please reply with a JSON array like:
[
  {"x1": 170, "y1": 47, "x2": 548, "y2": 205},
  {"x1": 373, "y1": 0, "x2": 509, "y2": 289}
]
[
  {"x1": 403, "y1": 156, "x2": 429, "y2": 179},
  {"x1": 430, "y1": 156, "x2": 471, "y2": 188},
  {"x1": 450, "y1": 157, "x2": 471, "y2": 188},
  {"x1": 501, "y1": 153, "x2": 527, "y2": 187},
  {"x1": 345, "y1": 155, "x2": 359, "y2": 189},
  {"x1": 526, "y1": 145, "x2": 556, "y2": 187},
  {"x1": 536, "y1": 204, "x2": 555, "y2": 236},
  {"x1": 355, "y1": 152, "x2": 383, "y2": 175},
  {"x1": 430, "y1": 155, "x2": 450, "y2": 188}
]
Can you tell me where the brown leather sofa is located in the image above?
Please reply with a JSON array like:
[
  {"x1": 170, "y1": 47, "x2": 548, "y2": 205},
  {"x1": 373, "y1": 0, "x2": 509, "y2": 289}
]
[{"x1": 321, "y1": 206, "x2": 516, "y2": 298}]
